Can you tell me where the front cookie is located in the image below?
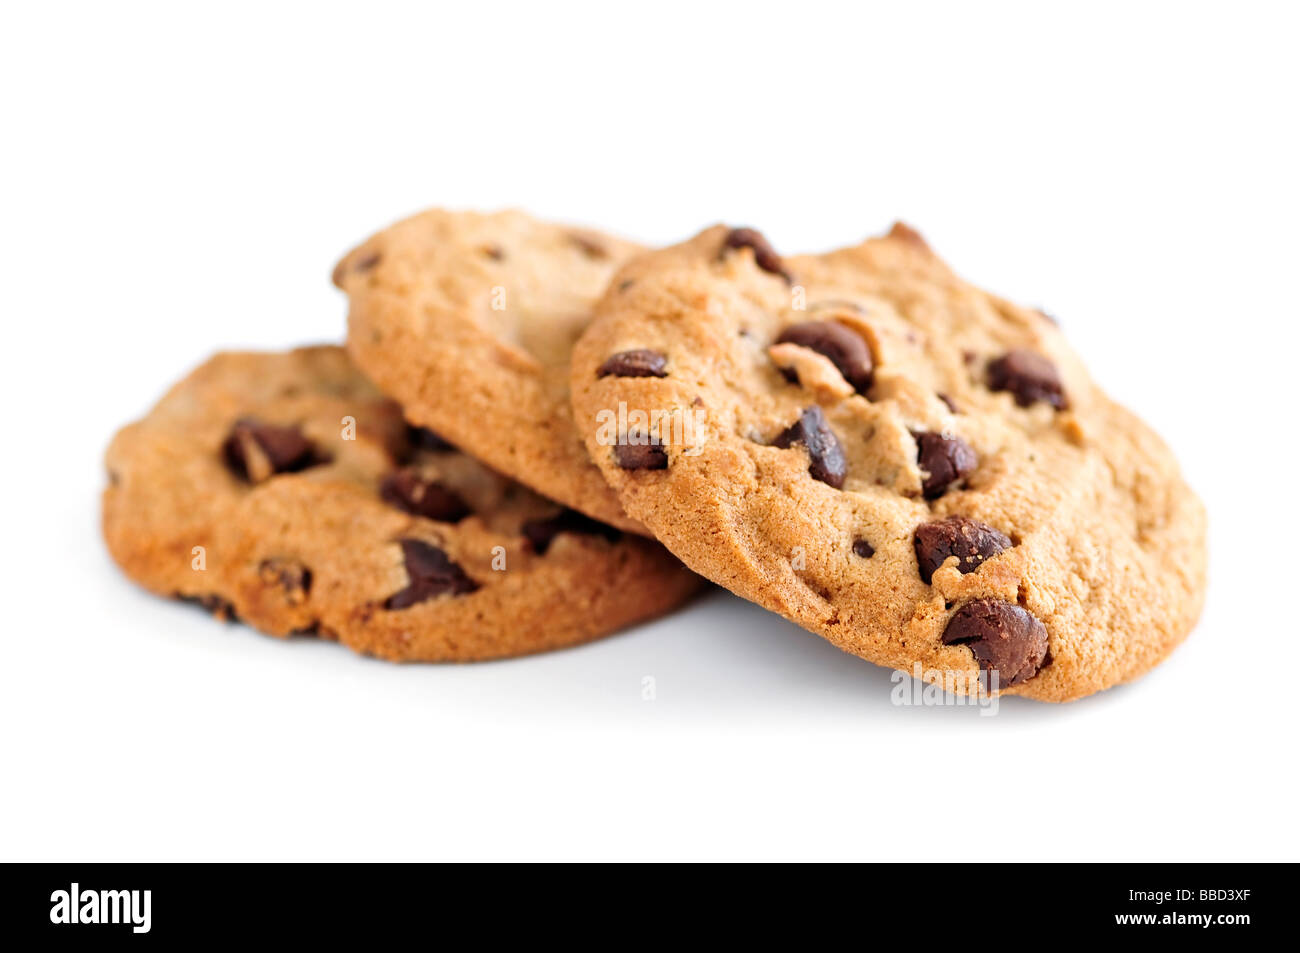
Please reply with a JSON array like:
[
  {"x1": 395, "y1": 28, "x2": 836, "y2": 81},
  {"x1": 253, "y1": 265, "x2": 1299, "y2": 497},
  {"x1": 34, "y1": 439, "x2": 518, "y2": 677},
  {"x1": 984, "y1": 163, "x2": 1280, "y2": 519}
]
[
  {"x1": 103, "y1": 346, "x2": 700, "y2": 661},
  {"x1": 570, "y1": 224, "x2": 1206, "y2": 701},
  {"x1": 335, "y1": 207, "x2": 646, "y2": 532}
]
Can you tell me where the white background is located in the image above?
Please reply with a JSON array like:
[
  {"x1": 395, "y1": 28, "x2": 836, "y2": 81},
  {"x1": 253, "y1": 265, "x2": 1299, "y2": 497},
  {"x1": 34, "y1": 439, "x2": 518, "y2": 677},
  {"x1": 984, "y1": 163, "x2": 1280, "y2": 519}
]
[{"x1": 1, "y1": 1, "x2": 1296, "y2": 861}]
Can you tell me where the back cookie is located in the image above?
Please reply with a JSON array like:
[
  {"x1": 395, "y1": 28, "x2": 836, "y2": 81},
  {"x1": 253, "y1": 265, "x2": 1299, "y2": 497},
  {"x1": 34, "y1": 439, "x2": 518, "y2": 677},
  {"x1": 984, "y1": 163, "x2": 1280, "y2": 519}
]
[
  {"x1": 103, "y1": 346, "x2": 701, "y2": 661},
  {"x1": 335, "y1": 208, "x2": 646, "y2": 532}
]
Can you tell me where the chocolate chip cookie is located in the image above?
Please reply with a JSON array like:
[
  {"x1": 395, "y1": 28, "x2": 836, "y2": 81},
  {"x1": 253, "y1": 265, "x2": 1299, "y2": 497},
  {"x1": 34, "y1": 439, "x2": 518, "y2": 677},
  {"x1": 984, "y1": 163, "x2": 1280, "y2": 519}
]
[
  {"x1": 103, "y1": 346, "x2": 700, "y2": 661},
  {"x1": 335, "y1": 208, "x2": 646, "y2": 532},
  {"x1": 570, "y1": 224, "x2": 1206, "y2": 701}
]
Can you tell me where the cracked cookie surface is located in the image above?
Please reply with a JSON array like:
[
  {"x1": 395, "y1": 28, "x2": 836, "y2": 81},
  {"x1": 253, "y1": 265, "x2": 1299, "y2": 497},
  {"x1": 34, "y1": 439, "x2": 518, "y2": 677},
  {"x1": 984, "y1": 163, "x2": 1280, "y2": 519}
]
[
  {"x1": 335, "y1": 207, "x2": 646, "y2": 532},
  {"x1": 103, "y1": 346, "x2": 700, "y2": 661},
  {"x1": 570, "y1": 224, "x2": 1206, "y2": 701}
]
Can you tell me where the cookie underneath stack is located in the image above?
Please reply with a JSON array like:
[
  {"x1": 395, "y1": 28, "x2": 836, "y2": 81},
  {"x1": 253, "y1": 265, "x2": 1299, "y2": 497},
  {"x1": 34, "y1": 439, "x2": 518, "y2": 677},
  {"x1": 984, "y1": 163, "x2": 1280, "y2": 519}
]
[
  {"x1": 104, "y1": 209, "x2": 1206, "y2": 698},
  {"x1": 103, "y1": 346, "x2": 700, "y2": 661}
]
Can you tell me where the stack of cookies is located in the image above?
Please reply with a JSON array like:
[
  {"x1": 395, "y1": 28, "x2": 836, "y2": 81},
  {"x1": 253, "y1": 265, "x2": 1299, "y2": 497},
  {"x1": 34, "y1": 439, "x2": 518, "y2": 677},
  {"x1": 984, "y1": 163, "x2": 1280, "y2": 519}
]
[{"x1": 104, "y1": 209, "x2": 1206, "y2": 701}]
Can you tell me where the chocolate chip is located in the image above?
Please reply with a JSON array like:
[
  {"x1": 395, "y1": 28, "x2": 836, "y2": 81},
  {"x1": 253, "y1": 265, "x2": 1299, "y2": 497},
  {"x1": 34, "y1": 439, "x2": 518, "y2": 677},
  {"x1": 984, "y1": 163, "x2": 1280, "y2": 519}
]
[
  {"x1": 618, "y1": 278, "x2": 635, "y2": 293},
  {"x1": 568, "y1": 231, "x2": 610, "y2": 259},
  {"x1": 937, "y1": 393, "x2": 958, "y2": 413},
  {"x1": 222, "y1": 419, "x2": 325, "y2": 482},
  {"x1": 852, "y1": 538, "x2": 875, "y2": 558},
  {"x1": 523, "y1": 508, "x2": 622, "y2": 554},
  {"x1": 384, "y1": 539, "x2": 479, "y2": 609},
  {"x1": 915, "y1": 431, "x2": 977, "y2": 500},
  {"x1": 380, "y1": 469, "x2": 470, "y2": 522},
  {"x1": 614, "y1": 436, "x2": 667, "y2": 470},
  {"x1": 597, "y1": 349, "x2": 668, "y2": 379},
  {"x1": 721, "y1": 227, "x2": 792, "y2": 283},
  {"x1": 407, "y1": 425, "x2": 454, "y2": 452},
  {"x1": 942, "y1": 598, "x2": 1048, "y2": 687},
  {"x1": 913, "y1": 516, "x2": 1012, "y2": 584},
  {"x1": 178, "y1": 593, "x2": 236, "y2": 621},
  {"x1": 775, "y1": 321, "x2": 874, "y2": 393},
  {"x1": 258, "y1": 558, "x2": 312, "y2": 605},
  {"x1": 987, "y1": 349, "x2": 1068, "y2": 409},
  {"x1": 482, "y1": 244, "x2": 505, "y2": 261},
  {"x1": 774, "y1": 406, "x2": 847, "y2": 489}
]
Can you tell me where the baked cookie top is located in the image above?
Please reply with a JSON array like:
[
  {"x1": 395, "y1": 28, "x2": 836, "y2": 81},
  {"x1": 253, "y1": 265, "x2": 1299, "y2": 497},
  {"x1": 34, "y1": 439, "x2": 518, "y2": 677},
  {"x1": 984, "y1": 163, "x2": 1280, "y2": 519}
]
[
  {"x1": 103, "y1": 346, "x2": 699, "y2": 661},
  {"x1": 335, "y1": 208, "x2": 646, "y2": 532},
  {"x1": 570, "y1": 224, "x2": 1206, "y2": 701}
]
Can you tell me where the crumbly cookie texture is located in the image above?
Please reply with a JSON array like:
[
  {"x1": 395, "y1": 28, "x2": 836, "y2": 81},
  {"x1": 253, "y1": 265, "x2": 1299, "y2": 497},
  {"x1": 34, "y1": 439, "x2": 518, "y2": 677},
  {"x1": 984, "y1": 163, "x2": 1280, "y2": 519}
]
[
  {"x1": 103, "y1": 346, "x2": 700, "y2": 661},
  {"x1": 571, "y1": 224, "x2": 1206, "y2": 702},
  {"x1": 335, "y1": 207, "x2": 646, "y2": 532}
]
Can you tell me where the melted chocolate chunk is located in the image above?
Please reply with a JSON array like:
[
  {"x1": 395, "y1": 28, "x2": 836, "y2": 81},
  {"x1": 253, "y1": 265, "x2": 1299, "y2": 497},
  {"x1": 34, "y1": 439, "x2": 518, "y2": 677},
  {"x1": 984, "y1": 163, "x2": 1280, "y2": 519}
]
[
  {"x1": 942, "y1": 598, "x2": 1049, "y2": 687},
  {"x1": 384, "y1": 539, "x2": 479, "y2": 609},
  {"x1": 614, "y1": 436, "x2": 668, "y2": 470},
  {"x1": 721, "y1": 227, "x2": 793, "y2": 282},
  {"x1": 915, "y1": 432, "x2": 977, "y2": 500},
  {"x1": 776, "y1": 321, "x2": 874, "y2": 393},
  {"x1": 597, "y1": 349, "x2": 668, "y2": 379},
  {"x1": 380, "y1": 469, "x2": 471, "y2": 522},
  {"x1": 913, "y1": 516, "x2": 1012, "y2": 584},
  {"x1": 987, "y1": 349, "x2": 1068, "y2": 409},
  {"x1": 774, "y1": 406, "x2": 847, "y2": 489},
  {"x1": 222, "y1": 419, "x2": 325, "y2": 482},
  {"x1": 523, "y1": 508, "x2": 622, "y2": 554}
]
